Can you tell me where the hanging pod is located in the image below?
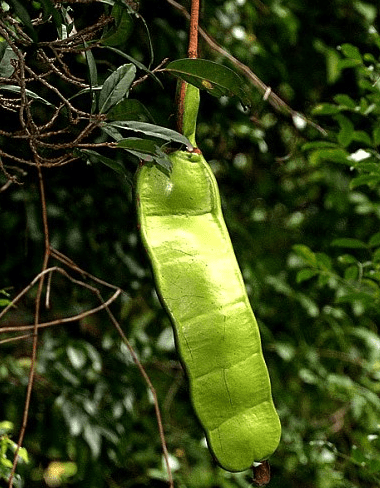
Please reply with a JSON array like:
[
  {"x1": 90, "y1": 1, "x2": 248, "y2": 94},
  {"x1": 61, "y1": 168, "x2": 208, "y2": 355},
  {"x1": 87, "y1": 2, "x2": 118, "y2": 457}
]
[{"x1": 135, "y1": 83, "x2": 281, "y2": 472}]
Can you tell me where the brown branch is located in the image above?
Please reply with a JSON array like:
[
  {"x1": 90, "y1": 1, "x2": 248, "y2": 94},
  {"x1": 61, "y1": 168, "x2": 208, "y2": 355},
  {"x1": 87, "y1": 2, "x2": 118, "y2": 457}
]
[
  {"x1": 37, "y1": 49, "x2": 88, "y2": 88},
  {"x1": 131, "y1": 57, "x2": 170, "y2": 88},
  {"x1": 8, "y1": 168, "x2": 50, "y2": 487},
  {"x1": 0, "y1": 289, "x2": 121, "y2": 334},
  {"x1": 38, "y1": 15, "x2": 112, "y2": 48},
  {"x1": 0, "y1": 334, "x2": 33, "y2": 345},
  {"x1": 176, "y1": 0, "x2": 200, "y2": 135},
  {"x1": 49, "y1": 248, "x2": 122, "y2": 291},
  {"x1": 188, "y1": 0, "x2": 199, "y2": 59}
]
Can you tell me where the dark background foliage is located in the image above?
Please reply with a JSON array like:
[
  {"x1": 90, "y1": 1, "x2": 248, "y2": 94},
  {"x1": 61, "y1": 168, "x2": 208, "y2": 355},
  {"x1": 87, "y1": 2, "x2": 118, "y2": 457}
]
[{"x1": 1, "y1": 1, "x2": 380, "y2": 487}]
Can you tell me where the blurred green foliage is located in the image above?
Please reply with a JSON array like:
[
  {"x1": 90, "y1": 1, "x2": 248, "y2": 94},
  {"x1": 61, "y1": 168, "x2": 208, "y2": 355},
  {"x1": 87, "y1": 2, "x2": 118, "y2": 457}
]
[{"x1": 1, "y1": 0, "x2": 380, "y2": 487}]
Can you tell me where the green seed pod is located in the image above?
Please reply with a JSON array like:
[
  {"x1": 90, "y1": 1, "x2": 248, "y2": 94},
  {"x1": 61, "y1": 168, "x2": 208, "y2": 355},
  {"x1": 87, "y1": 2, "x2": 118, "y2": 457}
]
[{"x1": 136, "y1": 149, "x2": 281, "y2": 472}]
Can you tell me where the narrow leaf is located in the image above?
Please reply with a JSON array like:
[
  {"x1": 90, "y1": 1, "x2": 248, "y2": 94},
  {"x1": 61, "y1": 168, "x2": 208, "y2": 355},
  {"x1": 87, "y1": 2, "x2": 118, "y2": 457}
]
[
  {"x1": 372, "y1": 125, "x2": 380, "y2": 146},
  {"x1": 84, "y1": 45, "x2": 98, "y2": 88},
  {"x1": 293, "y1": 244, "x2": 318, "y2": 266},
  {"x1": 105, "y1": 121, "x2": 191, "y2": 148},
  {"x1": 296, "y1": 268, "x2": 319, "y2": 284},
  {"x1": 333, "y1": 94, "x2": 357, "y2": 109},
  {"x1": 340, "y1": 43, "x2": 362, "y2": 61},
  {"x1": 101, "y1": 124, "x2": 123, "y2": 141},
  {"x1": 39, "y1": 0, "x2": 62, "y2": 30},
  {"x1": 83, "y1": 41, "x2": 97, "y2": 113},
  {"x1": 302, "y1": 141, "x2": 339, "y2": 151},
  {"x1": 7, "y1": 0, "x2": 37, "y2": 42},
  {"x1": 315, "y1": 252, "x2": 332, "y2": 270},
  {"x1": 117, "y1": 137, "x2": 161, "y2": 154},
  {"x1": 117, "y1": 138, "x2": 172, "y2": 170},
  {"x1": 344, "y1": 265, "x2": 359, "y2": 281},
  {"x1": 350, "y1": 174, "x2": 380, "y2": 189},
  {"x1": 336, "y1": 114, "x2": 354, "y2": 147},
  {"x1": 368, "y1": 232, "x2": 380, "y2": 247},
  {"x1": 331, "y1": 238, "x2": 368, "y2": 249},
  {"x1": 311, "y1": 103, "x2": 340, "y2": 115},
  {"x1": 101, "y1": 3, "x2": 133, "y2": 47},
  {"x1": 0, "y1": 85, "x2": 54, "y2": 106},
  {"x1": 99, "y1": 64, "x2": 136, "y2": 114},
  {"x1": 0, "y1": 43, "x2": 17, "y2": 78},
  {"x1": 166, "y1": 58, "x2": 250, "y2": 108},
  {"x1": 308, "y1": 148, "x2": 350, "y2": 165}
]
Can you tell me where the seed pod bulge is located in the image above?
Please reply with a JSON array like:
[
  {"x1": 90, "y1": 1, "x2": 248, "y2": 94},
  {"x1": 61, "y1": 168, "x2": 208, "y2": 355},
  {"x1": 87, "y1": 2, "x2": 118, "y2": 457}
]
[{"x1": 136, "y1": 150, "x2": 281, "y2": 472}]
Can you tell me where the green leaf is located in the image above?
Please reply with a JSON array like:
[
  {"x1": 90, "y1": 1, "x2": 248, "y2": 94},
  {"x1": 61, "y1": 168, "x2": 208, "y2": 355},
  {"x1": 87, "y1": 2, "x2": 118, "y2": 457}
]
[
  {"x1": 101, "y1": 3, "x2": 133, "y2": 47},
  {"x1": 350, "y1": 174, "x2": 380, "y2": 189},
  {"x1": 166, "y1": 59, "x2": 250, "y2": 108},
  {"x1": 373, "y1": 248, "x2": 380, "y2": 263},
  {"x1": 372, "y1": 125, "x2": 380, "y2": 146},
  {"x1": 333, "y1": 93, "x2": 357, "y2": 109},
  {"x1": 105, "y1": 121, "x2": 191, "y2": 148},
  {"x1": 308, "y1": 148, "x2": 350, "y2": 165},
  {"x1": 315, "y1": 252, "x2": 332, "y2": 270},
  {"x1": 311, "y1": 103, "x2": 340, "y2": 115},
  {"x1": 99, "y1": 64, "x2": 136, "y2": 114},
  {"x1": 296, "y1": 268, "x2": 319, "y2": 284},
  {"x1": 337, "y1": 254, "x2": 357, "y2": 264},
  {"x1": 39, "y1": 0, "x2": 63, "y2": 31},
  {"x1": 107, "y1": 98, "x2": 154, "y2": 122},
  {"x1": 0, "y1": 43, "x2": 17, "y2": 78},
  {"x1": 68, "y1": 86, "x2": 102, "y2": 103},
  {"x1": 17, "y1": 446, "x2": 29, "y2": 464},
  {"x1": 298, "y1": 294, "x2": 319, "y2": 317},
  {"x1": 352, "y1": 130, "x2": 372, "y2": 146},
  {"x1": 302, "y1": 141, "x2": 339, "y2": 151},
  {"x1": 331, "y1": 238, "x2": 368, "y2": 249},
  {"x1": 83, "y1": 41, "x2": 98, "y2": 113},
  {"x1": 84, "y1": 44, "x2": 98, "y2": 88},
  {"x1": 340, "y1": 43, "x2": 362, "y2": 61},
  {"x1": 369, "y1": 232, "x2": 380, "y2": 247},
  {"x1": 336, "y1": 114, "x2": 354, "y2": 147},
  {"x1": 292, "y1": 244, "x2": 317, "y2": 266},
  {"x1": 0, "y1": 85, "x2": 54, "y2": 106},
  {"x1": 344, "y1": 265, "x2": 359, "y2": 281},
  {"x1": 7, "y1": 0, "x2": 37, "y2": 42},
  {"x1": 0, "y1": 421, "x2": 13, "y2": 435},
  {"x1": 117, "y1": 138, "x2": 172, "y2": 170},
  {"x1": 101, "y1": 124, "x2": 123, "y2": 141},
  {"x1": 337, "y1": 58, "x2": 362, "y2": 71},
  {"x1": 117, "y1": 137, "x2": 160, "y2": 154},
  {"x1": 354, "y1": 162, "x2": 380, "y2": 174}
]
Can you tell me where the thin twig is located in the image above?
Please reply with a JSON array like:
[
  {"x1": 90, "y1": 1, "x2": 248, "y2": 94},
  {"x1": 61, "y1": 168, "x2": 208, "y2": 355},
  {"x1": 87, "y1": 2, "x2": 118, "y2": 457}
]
[
  {"x1": 8, "y1": 168, "x2": 50, "y2": 488},
  {"x1": 0, "y1": 334, "x2": 33, "y2": 345},
  {"x1": 49, "y1": 247, "x2": 122, "y2": 291},
  {"x1": 0, "y1": 289, "x2": 121, "y2": 334},
  {"x1": 188, "y1": 0, "x2": 199, "y2": 59},
  {"x1": 103, "y1": 305, "x2": 174, "y2": 488}
]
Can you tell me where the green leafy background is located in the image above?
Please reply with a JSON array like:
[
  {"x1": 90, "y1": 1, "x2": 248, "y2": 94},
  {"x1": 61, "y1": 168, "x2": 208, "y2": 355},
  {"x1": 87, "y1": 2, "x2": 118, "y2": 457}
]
[{"x1": 0, "y1": 1, "x2": 380, "y2": 487}]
